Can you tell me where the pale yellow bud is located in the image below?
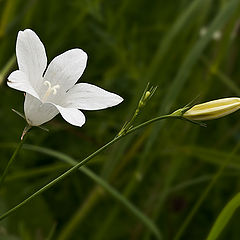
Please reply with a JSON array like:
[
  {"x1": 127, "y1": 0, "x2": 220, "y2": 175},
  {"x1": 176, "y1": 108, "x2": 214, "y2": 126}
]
[
  {"x1": 183, "y1": 97, "x2": 240, "y2": 121},
  {"x1": 138, "y1": 91, "x2": 152, "y2": 108},
  {"x1": 144, "y1": 91, "x2": 151, "y2": 100}
]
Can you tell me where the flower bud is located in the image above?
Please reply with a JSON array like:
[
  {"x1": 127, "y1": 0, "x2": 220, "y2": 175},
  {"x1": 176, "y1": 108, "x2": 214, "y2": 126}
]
[
  {"x1": 143, "y1": 91, "x2": 151, "y2": 101},
  {"x1": 183, "y1": 97, "x2": 240, "y2": 121}
]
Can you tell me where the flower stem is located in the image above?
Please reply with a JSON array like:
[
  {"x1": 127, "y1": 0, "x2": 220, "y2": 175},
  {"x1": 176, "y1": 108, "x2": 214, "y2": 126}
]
[
  {"x1": 0, "y1": 113, "x2": 181, "y2": 221},
  {"x1": 0, "y1": 125, "x2": 30, "y2": 189},
  {"x1": 117, "y1": 83, "x2": 158, "y2": 137}
]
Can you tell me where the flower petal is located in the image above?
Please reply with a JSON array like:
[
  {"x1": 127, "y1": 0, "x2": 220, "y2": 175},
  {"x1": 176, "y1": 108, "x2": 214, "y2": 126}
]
[
  {"x1": 64, "y1": 83, "x2": 123, "y2": 110},
  {"x1": 55, "y1": 105, "x2": 86, "y2": 127},
  {"x1": 7, "y1": 70, "x2": 39, "y2": 99},
  {"x1": 24, "y1": 94, "x2": 59, "y2": 126},
  {"x1": 16, "y1": 29, "x2": 47, "y2": 90},
  {"x1": 44, "y1": 49, "x2": 87, "y2": 92}
]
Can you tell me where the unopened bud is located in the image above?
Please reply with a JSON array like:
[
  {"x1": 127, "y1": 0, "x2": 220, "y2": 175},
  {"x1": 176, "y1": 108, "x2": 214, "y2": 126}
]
[
  {"x1": 144, "y1": 91, "x2": 151, "y2": 101},
  {"x1": 138, "y1": 91, "x2": 151, "y2": 108},
  {"x1": 183, "y1": 97, "x2": 240, "y2": 121}
]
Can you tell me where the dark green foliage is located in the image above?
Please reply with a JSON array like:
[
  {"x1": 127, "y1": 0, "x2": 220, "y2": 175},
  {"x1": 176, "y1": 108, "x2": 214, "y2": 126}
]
[{"x1": 1, "y1": 0, "x2": 240, "y2": 239}]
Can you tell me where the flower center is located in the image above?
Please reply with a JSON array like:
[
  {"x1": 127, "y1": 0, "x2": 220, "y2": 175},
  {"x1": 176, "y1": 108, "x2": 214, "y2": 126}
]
[{"x1": 42, "y1": 81, "x2": 60, "y2": 102}]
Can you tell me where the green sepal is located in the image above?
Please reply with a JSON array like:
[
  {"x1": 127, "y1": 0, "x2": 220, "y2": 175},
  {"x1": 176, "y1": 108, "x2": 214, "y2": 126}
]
[{"x1": 12, "y1": 109, "x2": 25, "y2": 119}]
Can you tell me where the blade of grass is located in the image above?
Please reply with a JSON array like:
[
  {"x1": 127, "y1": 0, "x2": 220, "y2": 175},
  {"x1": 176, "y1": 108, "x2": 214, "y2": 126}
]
[
  {"x1": 134, "y1": 0, "x2": 239, "y2": 208},
  {"x1": 6, "y1": 163, "x2": 68, "y2": 182},
  {"x1": 146, "y1": 0, "x2": 240, "y2": 163},
  {"x1": 0, "y1": 55, "x2": 16, "y2": 86},
  {"x1": 179, "y1": 145, "x2": 240, "y2": 169},
  {"x1": 0, "y1": 113, "x2": 181, "y2": 237},
  {"x1": 143, "y1": 156, "x2": 184, "y2": 240},
  {"x1": 0, "y1": 0, "x2": 16, "y2": 38},
  {"x1": 206, "y1": 192, "x2": 240, "y2": 240},
  {"x1": 139, "y1": 2, "x2": 240, "y2": 237},
  {"x1": 161, "y1": 0, "x2": 240, "y2": 113},
  {"x1": 98, "y1": 0, "x2": 207, "y2": 185},
  {"x1": 173, "y1": 142, "x2": 240, "y2": 240},
  {"x1": 201, "y1": 55, "x2": 240, "y2": 95},
  {"x1": 46, "y1": 222, "x2": 57, "y2": 240},
  {"x1": 168, "y1": 173, "x2": 240, "y2": 193},
  {"x1": 146, "y1": 0, "x2": 210, "y2": 83},
  {"x1": 0, "y1": 130, "x2": 28, "y2": 189},
  {"x1": 22, "y1": 144, "x2": 162, "y2": 240},
  {"x1": 57, "y1": 186, "x2": 103, "y2": 240}
]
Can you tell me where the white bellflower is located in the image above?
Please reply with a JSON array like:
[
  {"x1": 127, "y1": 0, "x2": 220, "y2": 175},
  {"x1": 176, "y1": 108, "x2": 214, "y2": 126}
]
[{"x1": 7, "y1": 29, "x2": 123, "y2": 127}]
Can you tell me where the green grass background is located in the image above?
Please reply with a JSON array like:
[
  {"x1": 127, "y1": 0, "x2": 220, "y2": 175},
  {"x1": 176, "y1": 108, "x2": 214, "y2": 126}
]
[{"x1": 1, "y1": 0, "x2": 240, "y2": 239}]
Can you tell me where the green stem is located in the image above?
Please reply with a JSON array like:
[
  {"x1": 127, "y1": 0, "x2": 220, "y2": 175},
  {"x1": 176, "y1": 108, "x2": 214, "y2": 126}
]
[
  {"x1": 0, "y1": 125, "x2": 29, "y2": 189},
  {"x1": 46, "y1": 222, "x2": 57, "y2": 240},
  {"x1": 22, "y1": 145, "x2": 161, "y2": 239},
  {"x1": 173, "y1": 143, "x2": 240, "y2": 240},
  {"x1": 0, "y1": 55, "x2": 16, "y2": 86},
  {"x1": 58, "y1": 186, "x2": 103, "y2": 240},
  {"x1": 0, "y1": 113, "x2": 178, "y2": 221}
]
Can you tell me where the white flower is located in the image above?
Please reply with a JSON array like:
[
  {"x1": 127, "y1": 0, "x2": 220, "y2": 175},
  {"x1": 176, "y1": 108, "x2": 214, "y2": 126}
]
[{"x1": 7, "y1": 29, "x2": 123, "y2": 127}]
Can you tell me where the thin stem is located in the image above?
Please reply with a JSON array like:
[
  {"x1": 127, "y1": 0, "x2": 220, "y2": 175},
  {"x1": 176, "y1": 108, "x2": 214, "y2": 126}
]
[
  {"x1": 0, "y1": 125, "x2": 29, "y2": 188},
  {"x1": 173, "y1": 143, "x2": 240, "y2": 240},
  {"x1": 0, "y1": 55, "x2": 16, "y2": 86},
  {"x1": 58, "y1": 187, "x2": 103, "y2": 240},
  {"x1": 46, "y1": 222, "x2": 57, "y2": 240},
  {"x1": 0, "y1": 113, "x2": 179, "y2": 221},
  {"x1": 117, "y1": 83, "x2": 158, "y2": 136}
]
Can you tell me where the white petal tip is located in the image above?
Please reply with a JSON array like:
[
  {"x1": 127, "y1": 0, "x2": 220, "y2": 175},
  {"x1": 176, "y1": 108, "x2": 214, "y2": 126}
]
[
  {"x1": 77, "y1": 122, "x2": 85, "y2": 127},
  {"x1": 19, "y1": 29, "x2": 34, "y2": 34},
  {"x1": 55, "y1": 105, "x2": 86, "y2": 127},
  {"x1": 69, "y1": 48, "x2": 88, "y2": 60},
  {"x1": 110, "y1": 94, "x2": 124, "y2": 107},
  {"x1": 118, "y1": 96, "x2": 124, "y2": 103}
]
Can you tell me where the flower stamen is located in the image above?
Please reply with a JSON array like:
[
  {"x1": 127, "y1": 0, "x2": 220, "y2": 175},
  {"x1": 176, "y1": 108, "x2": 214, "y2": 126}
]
[{"x1": 42, "y1": 81, "x2": 60, "y2": 102}]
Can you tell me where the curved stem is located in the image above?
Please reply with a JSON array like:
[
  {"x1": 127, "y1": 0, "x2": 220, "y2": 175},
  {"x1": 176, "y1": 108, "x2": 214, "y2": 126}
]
[
  {"x1": 0, "y1": 125, "x2": 29, "y2": 189},
  {"x1": 0, "y1": 113, "x2": 179, "y2": 221}
]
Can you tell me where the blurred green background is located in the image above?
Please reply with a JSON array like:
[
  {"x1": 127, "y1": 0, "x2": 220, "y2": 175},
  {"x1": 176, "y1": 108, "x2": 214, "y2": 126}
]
[{"x1": 1, "y1": 0, "x2": 240, "y2": 239}]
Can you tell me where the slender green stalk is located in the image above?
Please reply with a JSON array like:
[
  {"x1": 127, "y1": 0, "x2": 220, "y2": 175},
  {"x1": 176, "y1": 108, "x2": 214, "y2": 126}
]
[
  {"x1": 201, "y1": 55, "x2": 240, "y2": 95},
  {"x1": 19, "y1": 144, "x2": 161, "y2": 239},
  {"x1": 0, "y1": 125, "x2": 30, "y2": 188},
  {"x1": 59, "y1": 187, "x2": 103, "y2": 240},
  {"x1": 206, "y1": 192, "x2": 240, "y2": 240},
  {"x1": 0, "y1": 142, "x2": 162, "y2": 238},
  {"x1": 173, "y1": 143, "x2": 240, "y2": 240},
  {"x1": 0, "y1": 113, "x2": 182, "y2": 221},
  {"x1": 0, "y1": 55, "x2": 16, "y2": 86},
  {"x1": 46, "y1": 222, "x2": 57, "y2": 240},
  {"x1": 117, "y1": 83, "x2": 157, "y2": 137},
  {"x1": 6, "y1": 163, "x2": 68, "y2": 182}
]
